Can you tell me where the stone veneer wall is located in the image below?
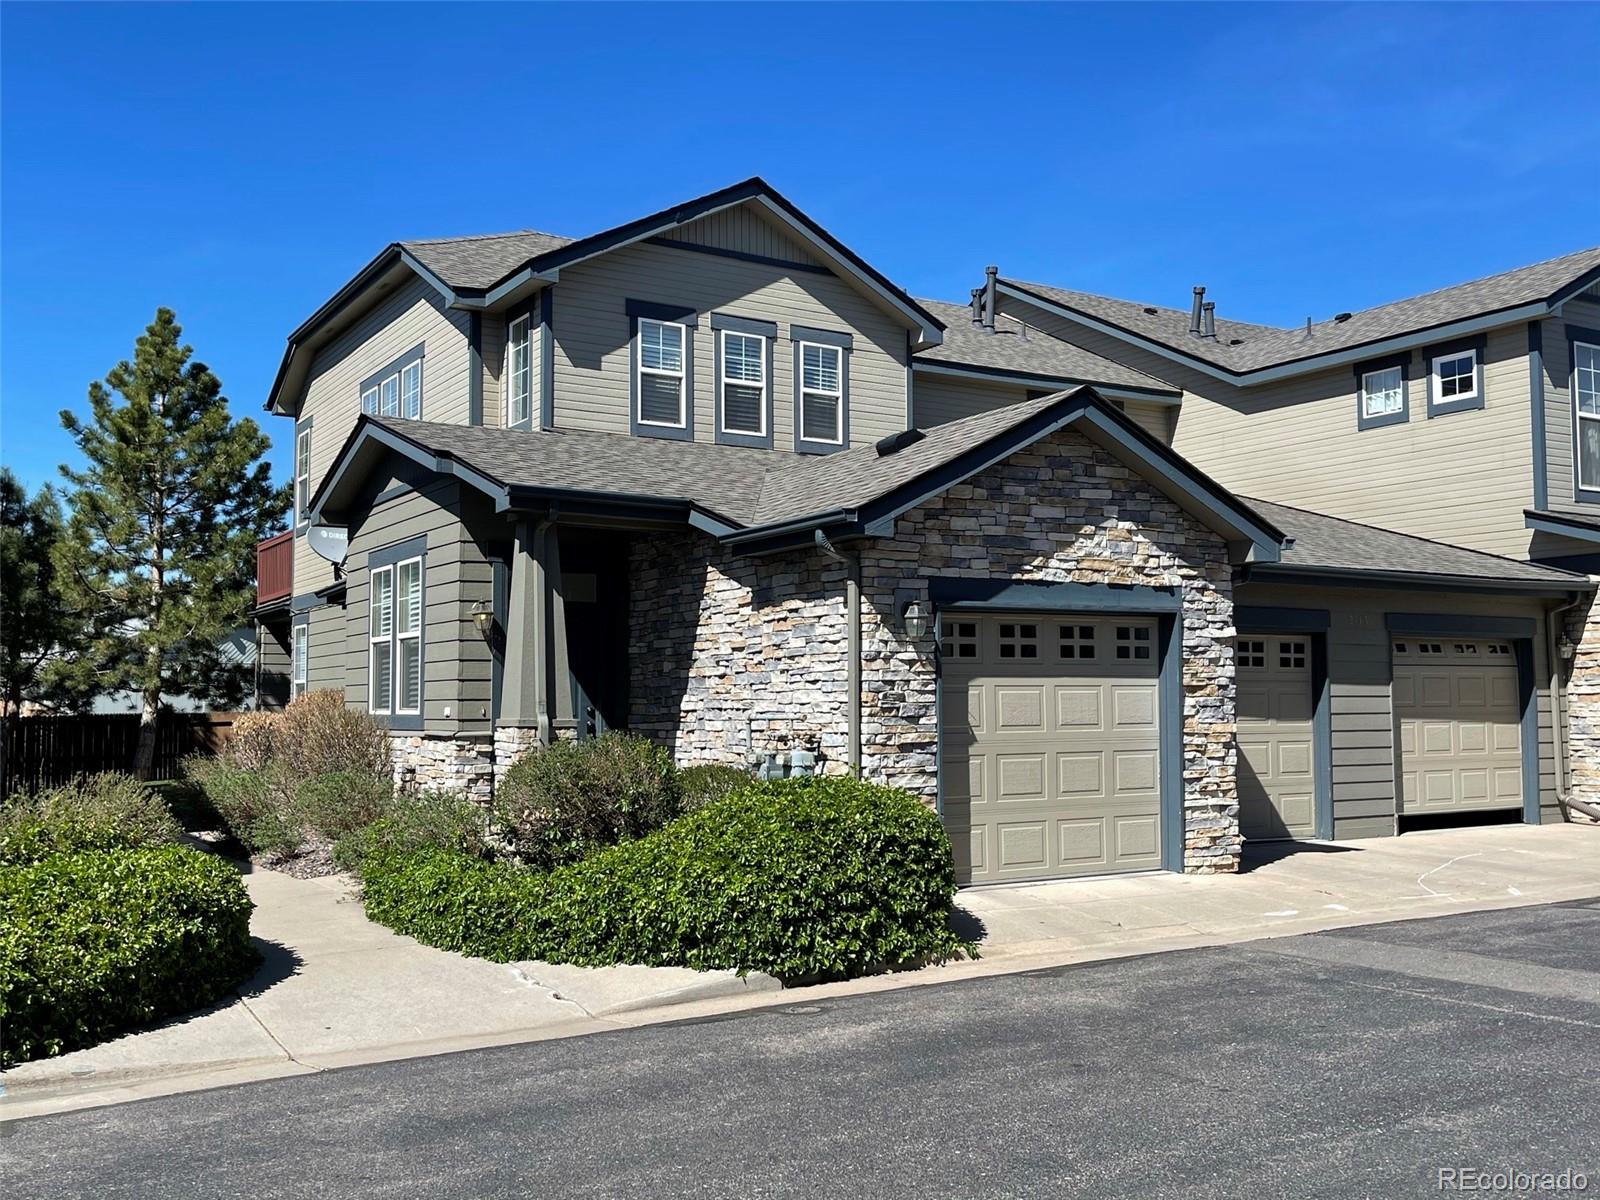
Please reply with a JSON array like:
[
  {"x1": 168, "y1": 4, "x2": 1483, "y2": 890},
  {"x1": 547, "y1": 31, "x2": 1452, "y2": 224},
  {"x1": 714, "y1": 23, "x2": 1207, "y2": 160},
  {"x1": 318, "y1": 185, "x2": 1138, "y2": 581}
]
[
  {"x1": 1565, "y1": 588, "x2": 1600, "y2": 812},
  {"x1": 388, "y1": 732, "x2": 495, "y2": 804},
  {"x1": 628, "y1": 427, "x2": 1240, "y2": 872}
]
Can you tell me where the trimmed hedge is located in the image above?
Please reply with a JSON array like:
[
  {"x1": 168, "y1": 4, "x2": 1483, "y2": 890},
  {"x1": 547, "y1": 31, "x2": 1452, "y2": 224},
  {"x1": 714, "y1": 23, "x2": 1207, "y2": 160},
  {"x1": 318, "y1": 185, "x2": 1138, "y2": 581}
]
[
  {"x1": 0, "y1": 847, "x2": 259, "y2": 1067},
  {"x1": 358, "y1": 776, "x2": 971, "y2": 981}
]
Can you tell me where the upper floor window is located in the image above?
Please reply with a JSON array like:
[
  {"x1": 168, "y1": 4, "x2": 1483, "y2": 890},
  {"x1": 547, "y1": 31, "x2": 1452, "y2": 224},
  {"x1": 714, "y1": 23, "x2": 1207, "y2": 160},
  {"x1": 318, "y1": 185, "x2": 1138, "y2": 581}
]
[
  {"x1": 1426, "y1": 337, "x2": 1484, "y2": 418},
  {"x1": 506, "y1": 315, "x2": 532, "y2": 428},
  {"x1": 791, "y1": 326, "x2": 852, "y2": 454},
  {"x1": 638, "y1": 318, "x2": 687, "y2": 429},
  {"x1": 1360, "y1": 366, "x2": 1404, "y2": 424},
  {"x1": 1573, "y1": 335, "x2": 1600, "y2": 498},
  {"x1": 360, "y1": 345, "x2": 425, "y2": 420},
  {"x1": 294, "y1": 423, "x2": 311, "y2": 528},
  {"x1": 720, "y1": 331, "x2": 767, "y2": 436}
]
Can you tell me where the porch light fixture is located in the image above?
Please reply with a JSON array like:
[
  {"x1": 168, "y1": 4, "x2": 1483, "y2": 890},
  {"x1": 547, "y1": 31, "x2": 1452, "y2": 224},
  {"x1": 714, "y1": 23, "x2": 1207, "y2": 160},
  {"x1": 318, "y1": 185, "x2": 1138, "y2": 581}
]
[
  {"x1": 470, "y1": 601, "x2": 494, "y2": 639},
  {"x1": 1559, "y1": 634, "x2": 1577, "y2": 661},
  {"x1": 902, "y1": 600, "x2": 930, "y2": 641}
]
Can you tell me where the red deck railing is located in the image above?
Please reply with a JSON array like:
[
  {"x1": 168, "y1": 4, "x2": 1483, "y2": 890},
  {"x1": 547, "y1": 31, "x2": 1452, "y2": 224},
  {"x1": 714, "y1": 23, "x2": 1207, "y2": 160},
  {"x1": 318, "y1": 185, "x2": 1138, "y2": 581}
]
[{"x1": 256, "y1": 530, "x2": 293, "y2": 606}]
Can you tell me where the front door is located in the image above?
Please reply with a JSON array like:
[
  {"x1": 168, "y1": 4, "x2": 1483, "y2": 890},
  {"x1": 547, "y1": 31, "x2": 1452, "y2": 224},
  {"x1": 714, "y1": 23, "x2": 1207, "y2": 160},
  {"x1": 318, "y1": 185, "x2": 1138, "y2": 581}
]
[{"x1": 559, "y1": 531, "x2": 631, "y2": 738}]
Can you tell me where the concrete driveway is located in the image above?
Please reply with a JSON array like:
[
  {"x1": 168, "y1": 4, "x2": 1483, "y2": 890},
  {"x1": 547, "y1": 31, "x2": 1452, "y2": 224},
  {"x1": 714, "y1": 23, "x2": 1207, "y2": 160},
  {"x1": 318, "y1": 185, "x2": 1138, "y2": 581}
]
[{"x1": 3, "y1": 821, "x2": 1595, "y2": 1121}]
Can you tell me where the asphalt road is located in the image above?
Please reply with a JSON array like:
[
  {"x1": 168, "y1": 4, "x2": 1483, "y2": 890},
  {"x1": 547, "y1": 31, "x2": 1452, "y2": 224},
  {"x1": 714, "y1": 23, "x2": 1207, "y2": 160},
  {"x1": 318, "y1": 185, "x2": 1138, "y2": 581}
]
[{"x1": 7, "y1": 899, "x2": 1600, "y2": 1199}]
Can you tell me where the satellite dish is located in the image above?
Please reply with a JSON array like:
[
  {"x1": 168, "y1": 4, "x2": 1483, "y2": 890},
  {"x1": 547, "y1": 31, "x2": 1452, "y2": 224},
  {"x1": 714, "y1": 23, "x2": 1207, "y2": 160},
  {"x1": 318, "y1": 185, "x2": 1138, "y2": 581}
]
[{"x1": 307, "y1": 524, "x2": 348, "y2": 565}]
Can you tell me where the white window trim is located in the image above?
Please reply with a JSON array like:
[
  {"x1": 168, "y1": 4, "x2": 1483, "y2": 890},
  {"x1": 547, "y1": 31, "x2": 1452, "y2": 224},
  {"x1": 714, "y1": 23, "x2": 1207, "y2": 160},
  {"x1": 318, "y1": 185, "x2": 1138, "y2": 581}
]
[
  {"x1": 1430, "y1": 349, "x2": 1479, "y2": 406},
  {"x1": 505, "y1": 314, "x2": 532, "y2": 427},
  {"x1": 361, "y1": 386, "x2": 379, "y2": 415},
  {"x1": 400, "y1": 360, "x2": 422, "y2": 420},
  {"x1": 799, "y1": 341, "x2": 845, "y2": 446},
  {"x1": 369, "y1": 565, "x2": 394, "y2": 715},
  {"x1": 294, "y1": 426, "x2": 311, "y2": 527},
  {"x1": 379, "y1": 372, "x2": 401, "y2": 418},
  {"x1": 394, "y1": 557, "x2": 422, "y2": 716},
  {"x1": 1575, "y1": 339, "x2": 1600, "y2": 493},
  {"x1": 291, "y1": 625, "x2": 308, "y2": 698},
  {"x1": 718, "y1": 329, "x2": 768, "y2": 437},
  {"x1": 1360, "y1": 366, "x2": 1403, "y2": 418},
  {"x1": 637, "y1": 318, "x2": 688, "y2": 429}
]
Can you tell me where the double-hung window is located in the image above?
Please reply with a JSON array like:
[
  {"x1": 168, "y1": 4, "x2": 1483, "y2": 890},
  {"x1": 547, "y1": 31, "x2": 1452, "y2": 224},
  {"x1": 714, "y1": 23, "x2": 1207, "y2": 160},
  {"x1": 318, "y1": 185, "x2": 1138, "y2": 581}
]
[
  {"x1": 359, "y1": 346, "x2": 425, "y2": 420},
  {"x1": 291, "y1": 623, "x2": 308, "y2": 698},
  {"x1": 368, "y1": 552, "x2": 424, "y2": 719},
  {"x1": 719, "y1": 331, "x2": 767, "y2": 437},
  {"x1": 506, "y1": 314, "x2": 532, "y2": 427},
  {"x1": 294, "y1": 423, "x2": 311, "y2": 528},
  {"x1": 800, "y1": 342, "x2": 844, "y2": 446},
  {"x1": 1362, "y1": 366, "x2": 1403, "y2": 418},
  {"x1": 1427, "y1": 340, "x2": 1483, "y2": 417},
  {"x1": 1575, "y1": 335, "x2": 1600, "y2": 497},
  {"x1": 637, "y1": 318, "x2": 687, "y2": 428}
]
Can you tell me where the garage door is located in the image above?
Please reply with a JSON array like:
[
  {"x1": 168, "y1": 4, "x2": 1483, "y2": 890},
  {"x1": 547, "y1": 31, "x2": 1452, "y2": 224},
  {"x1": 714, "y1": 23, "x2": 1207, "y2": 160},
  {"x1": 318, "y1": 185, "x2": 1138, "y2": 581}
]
[
  {"x1": 1394, "y1": 639, "x2": 1522, "y2": 814},
  {"x1": 1237, "y1": 636, "x2": 1317, "y2": 840},
  {"x1": 940, "y1": 613, "x2": 1162, "y2": 885}
]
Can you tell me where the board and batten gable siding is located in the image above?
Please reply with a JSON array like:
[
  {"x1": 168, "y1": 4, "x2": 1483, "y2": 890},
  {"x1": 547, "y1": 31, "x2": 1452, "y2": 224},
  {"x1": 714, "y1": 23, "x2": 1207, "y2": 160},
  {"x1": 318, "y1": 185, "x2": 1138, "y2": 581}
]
[
  {"x1": 1236, "y1": 581, "x2": 1562, "y2": 838},
  {"x1": 291, "y1": 275, "x2": 474, "y2": 598},
  {"x1": 911, "y1": 371, "x2": 1176, "y2": 443},
  {"x1": 550, "y1": 238, "x2": 910, "y2": 448},
  {"x1": 336, "y1": 472, "x2": 495, "y2": 737},
  {"x1": 656, "y1": 205, "x2": 824, "y2": 267},
  {"x1": 997, "y1": 295, "x2": 1536, "y2": 559},
  {"x1": 1539, "y1": 297, "x2": 1600, "y2": 520}
]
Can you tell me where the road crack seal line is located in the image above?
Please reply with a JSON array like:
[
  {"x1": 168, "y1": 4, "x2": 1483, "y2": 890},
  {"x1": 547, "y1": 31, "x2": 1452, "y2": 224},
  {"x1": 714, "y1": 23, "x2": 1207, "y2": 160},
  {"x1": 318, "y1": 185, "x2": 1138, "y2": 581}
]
[{"x1": 1336, "y1": 976, "x2": 1600, "y2": 1031}]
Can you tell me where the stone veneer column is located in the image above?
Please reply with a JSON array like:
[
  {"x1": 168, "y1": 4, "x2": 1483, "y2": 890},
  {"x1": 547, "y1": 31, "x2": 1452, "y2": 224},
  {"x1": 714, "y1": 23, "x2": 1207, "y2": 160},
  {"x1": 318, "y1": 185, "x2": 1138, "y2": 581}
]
[
  {"x1": 388, "y1": 732, "x2": 495, "y2": 804},
  {"x1": 1565, "y1": 588, "x2": 1600, "y2": 811}
]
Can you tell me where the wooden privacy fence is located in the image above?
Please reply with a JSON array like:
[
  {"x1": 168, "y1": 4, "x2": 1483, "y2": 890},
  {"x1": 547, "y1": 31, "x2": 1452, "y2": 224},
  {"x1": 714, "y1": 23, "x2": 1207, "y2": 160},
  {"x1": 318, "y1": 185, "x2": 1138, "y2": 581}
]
[{"x1": 0, "y1": 712, "x2": 242, "y2": 795}]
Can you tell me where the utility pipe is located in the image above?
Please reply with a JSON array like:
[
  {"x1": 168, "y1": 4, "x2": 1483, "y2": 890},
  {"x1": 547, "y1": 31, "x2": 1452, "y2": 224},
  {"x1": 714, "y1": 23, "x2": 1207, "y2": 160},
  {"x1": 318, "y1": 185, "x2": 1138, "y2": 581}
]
[{"x1": 1545, "y1": 590, "x2": 1600, "y2": 822}]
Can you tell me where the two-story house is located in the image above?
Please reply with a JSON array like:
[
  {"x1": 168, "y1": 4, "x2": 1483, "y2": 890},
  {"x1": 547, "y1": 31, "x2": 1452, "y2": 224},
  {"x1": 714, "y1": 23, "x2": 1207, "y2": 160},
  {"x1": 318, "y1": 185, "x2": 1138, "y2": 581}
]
[{"x1": 253, "y1": 177, "x2": 1595, "y2": 888}]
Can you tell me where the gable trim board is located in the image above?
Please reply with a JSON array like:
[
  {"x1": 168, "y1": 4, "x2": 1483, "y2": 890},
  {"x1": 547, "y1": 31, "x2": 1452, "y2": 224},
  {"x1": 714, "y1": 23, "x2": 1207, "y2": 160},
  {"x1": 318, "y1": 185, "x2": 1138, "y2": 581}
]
[{"x1": 997, "y1": 278, "x2": 1595, "y2": 389}]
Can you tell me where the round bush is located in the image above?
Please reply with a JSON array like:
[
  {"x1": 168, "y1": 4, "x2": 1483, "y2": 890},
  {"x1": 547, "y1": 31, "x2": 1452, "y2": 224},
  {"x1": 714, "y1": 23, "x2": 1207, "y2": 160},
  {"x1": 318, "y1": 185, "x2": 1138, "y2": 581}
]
[
  {"x1": 0, "y1": 845, "x2": 260, "y2": 1067},
  {"x1": 0, "y1": 774, "x2": 183, "y2": 867},
  {"x1": 359, "y1": 776, "x2": 972, "y2": 981},
  {"x1": 677, "y1": 763, "x2": 755, "y2": 812},
  {"x1": 494, "y1": 732, "x2": 681, "y2": 870}
]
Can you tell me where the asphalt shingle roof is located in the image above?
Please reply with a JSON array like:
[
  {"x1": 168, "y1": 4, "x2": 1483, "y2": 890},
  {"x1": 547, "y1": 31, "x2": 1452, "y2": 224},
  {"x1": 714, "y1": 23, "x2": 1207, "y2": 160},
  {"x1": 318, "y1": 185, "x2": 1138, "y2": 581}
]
[
  {"x1": 1245, "y1": 497, "x2": 1589, "y2": 586},
  {"x1": 1006, "y1": 245, "x2": 1600, "y2": 376},
  {"x1": 401, "y1": 231, "x2": 575, "y2": 292},
  {"x1": 912, "y1": 298, "x2": 1176, "y2": 394}
]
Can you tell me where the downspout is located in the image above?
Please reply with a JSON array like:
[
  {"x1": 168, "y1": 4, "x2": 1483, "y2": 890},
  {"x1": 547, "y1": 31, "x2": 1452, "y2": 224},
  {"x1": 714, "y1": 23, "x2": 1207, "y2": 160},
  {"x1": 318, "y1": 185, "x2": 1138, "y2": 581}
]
[
  {"x1": 814, "y1": 528, "x2": 861, "y2": 775},
  {"x1": 1546, "y1": 591, "x2": 1600, "y2": 822}
]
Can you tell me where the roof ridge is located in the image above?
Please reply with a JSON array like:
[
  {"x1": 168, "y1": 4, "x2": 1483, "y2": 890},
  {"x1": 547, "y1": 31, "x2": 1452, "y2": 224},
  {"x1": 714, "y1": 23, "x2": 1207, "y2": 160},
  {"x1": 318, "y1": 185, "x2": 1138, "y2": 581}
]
[
  {"x1": 1004, "y1": 279, "x2": 1291, "y2": 335},
  {"x1": 402, "y1": 229, "x2": 571, "y2": 247},
  {"x1": 1240, "y1": 494, "x2": 1587, "y2": 574}
]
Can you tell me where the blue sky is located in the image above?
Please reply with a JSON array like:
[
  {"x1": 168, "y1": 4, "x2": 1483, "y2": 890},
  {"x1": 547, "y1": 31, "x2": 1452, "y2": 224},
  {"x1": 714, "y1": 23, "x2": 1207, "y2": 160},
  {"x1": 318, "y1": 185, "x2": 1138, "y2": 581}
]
[{"x1": 3, "y1": 2, "x2": 1597, "y2": 493}]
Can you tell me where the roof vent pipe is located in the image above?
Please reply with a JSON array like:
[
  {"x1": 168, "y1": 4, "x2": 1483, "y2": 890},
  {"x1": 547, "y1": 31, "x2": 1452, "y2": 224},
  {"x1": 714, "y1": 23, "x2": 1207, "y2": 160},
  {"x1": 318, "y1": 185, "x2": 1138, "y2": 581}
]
[
  {"x1": 1201, "y1": 301, "x2": 1216, "y2": 339},
  {"x1": 970, "y1": 288, "x2": 984, "y2": 327},
  {"x1": 983, "y1": 266, "x2": 998, "y2": 334},
  {"x1": 1190, "y1": 286, "x2": 1205, "y2": 335}
]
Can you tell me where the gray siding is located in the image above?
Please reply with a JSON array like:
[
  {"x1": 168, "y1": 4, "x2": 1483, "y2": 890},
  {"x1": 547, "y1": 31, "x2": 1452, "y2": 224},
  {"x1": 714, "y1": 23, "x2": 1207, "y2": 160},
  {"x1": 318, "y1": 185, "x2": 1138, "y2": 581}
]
[
  {"x1": 292, "y1": 275, "x2": 473, "y2": 599},
  {"x1": 256, "y1": 620, "x2": 292, "y2": 710},
  {"x1": 911, "y1": 370, "x2": 1175, "y2": 442},
  {"x1": 552, "y1": 236, "x2": 910, "y2": 448},
  {"x1": 1539, "y1": 297, "x2": 1600, "y2": 519},
  {"x1": 999, "y1": 296, "x2": 1537, "y2": 559},
  {"x1": 1238, "y1": 582, "x2": 1562, "y2": 838}
]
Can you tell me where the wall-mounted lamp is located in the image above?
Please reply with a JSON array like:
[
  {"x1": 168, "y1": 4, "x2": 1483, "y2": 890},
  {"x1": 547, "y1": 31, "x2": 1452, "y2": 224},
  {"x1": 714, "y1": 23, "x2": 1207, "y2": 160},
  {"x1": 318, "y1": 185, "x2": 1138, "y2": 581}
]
[
  {"x1": 470, "y1": 600, "x2": 494, "y2": 640},
  {"x1": 1559, "y1": 634, "x2": 1577, "y2": 661},
  {"x1": 902, "y1": 599, "x2": 930, "y2": 641}
]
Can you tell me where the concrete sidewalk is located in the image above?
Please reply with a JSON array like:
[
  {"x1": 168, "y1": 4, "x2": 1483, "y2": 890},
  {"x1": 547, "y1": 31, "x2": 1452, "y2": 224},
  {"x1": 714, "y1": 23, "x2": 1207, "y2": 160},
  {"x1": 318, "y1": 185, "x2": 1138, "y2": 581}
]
[
  {"x1": 0, "y1": 864, "x2": 778, "y2": 1120},
  {"x1": 3, "y1": 821, "x2": 1596, "y2": 1120}
]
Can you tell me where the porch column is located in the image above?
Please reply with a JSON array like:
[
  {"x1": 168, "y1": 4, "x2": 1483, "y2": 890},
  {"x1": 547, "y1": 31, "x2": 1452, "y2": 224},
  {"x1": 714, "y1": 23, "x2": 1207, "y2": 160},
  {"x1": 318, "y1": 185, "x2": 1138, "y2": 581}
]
[{"x1": 500, "y1": 518, "x2": 571, "y2": 744}]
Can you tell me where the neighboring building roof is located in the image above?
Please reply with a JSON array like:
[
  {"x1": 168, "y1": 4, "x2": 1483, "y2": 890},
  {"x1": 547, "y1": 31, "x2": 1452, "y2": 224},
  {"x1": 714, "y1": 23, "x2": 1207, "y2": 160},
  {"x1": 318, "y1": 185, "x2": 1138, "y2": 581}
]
[
  {"x1": 911, "y1": 298, "x2": 1178, "y2": 397},
  {"x1": 1244, "y1": 497, "x2": 1594, "y2": 591},
  {"x1": 1003, "y1": 245, "x2": 1600, "y2": 383},
  {"x1": 401, "y1": 230, "x2": 575, "y2": 291},
  {"x1": 1525, "y1": 507, "x2": 1600, "y2": 547},
  {"x1": 310, "y1": 390, "x2": 1284, "y2": 561}
]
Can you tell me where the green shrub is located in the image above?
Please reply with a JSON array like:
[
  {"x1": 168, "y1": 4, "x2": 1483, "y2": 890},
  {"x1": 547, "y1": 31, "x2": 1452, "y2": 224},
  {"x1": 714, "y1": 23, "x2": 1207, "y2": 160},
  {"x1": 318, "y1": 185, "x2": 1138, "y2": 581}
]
[
  {"x1": 333, "y1": 788, "x2": 488, "y2": 873},
  {"x1": 359, "y1": 776, "x2": 971, "y2": 981},
  {"x1": 494, "y1": 732, "x2": 681, "y2": 870},
  {"x1": 677, "y1": 763, "x2": 754, "y2": 812},
  {"x1": 184, "y1": 757, "x2": 301, "y2": 857},
  {"x1": 0, "y1": 774, "x2": 183, "y2": 867},
  {"x1": 0, "y1": 845, "x2": 259, "y2": 1066},
  {"x1": 294, "y1": 770, "x2": 392, "y2": 842}
]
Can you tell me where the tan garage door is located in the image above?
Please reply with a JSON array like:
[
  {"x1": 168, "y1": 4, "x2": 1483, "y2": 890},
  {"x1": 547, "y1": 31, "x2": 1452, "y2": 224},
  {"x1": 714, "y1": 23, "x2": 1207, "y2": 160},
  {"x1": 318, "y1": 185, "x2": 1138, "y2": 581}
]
[
  {"x1": 1237, "y1": 636, "x2": 1317, "y2": 840},
  {"x1": 1394, "y1": 639, "x2": 1522, "y2": 814},
  {"x1": 940, "y1": 613, "x2": 1162, "y2": 885}
]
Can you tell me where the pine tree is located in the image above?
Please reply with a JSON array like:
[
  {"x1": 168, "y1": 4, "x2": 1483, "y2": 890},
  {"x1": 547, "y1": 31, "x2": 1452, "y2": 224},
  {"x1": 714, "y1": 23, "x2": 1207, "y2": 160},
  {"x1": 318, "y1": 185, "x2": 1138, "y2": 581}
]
[
  {"x1": 0, "y1": 468, "x2": 77, "y2": 713},
  {"x1": 55, "y1": 308, "x2": 292, "y2": 776}
]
